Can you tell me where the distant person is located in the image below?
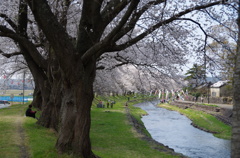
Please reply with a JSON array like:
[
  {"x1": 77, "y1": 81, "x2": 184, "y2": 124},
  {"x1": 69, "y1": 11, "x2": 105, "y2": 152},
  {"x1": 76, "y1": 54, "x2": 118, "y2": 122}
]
[
  {"x1": 110, "y1": 101, "x2": 114, "y2": 108},
  {"x1": 97, "y1": 101, "x2": 103, "y2": 108},
  {"x1": 25, "y1": 104, "x2": 37, "y2": 119},
  {"x1": 176, "y1": 96, "x2": 179, "y2": 100},
  {"x1": 195, "y1": 96, "x2": 199, "y2": 102},
  {"x1": 102, "y1": 101, "x2": 105, "y2": 108},
  {"x1": 201, "y1": 96, "x2": 204, "y2": 103}
]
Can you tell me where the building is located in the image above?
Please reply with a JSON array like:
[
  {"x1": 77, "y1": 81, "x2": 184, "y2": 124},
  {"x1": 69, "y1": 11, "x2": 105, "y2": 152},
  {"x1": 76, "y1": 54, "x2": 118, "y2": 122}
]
[{"x1": 210, "y1": 80, "x2": 231, "y2": 97}]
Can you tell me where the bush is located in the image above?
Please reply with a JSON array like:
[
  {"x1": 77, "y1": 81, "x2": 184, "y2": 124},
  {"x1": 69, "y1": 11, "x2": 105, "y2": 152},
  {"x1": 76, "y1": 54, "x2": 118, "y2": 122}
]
[{"x1": 222, "y1": 97, "x2": 228, "y2": 103}]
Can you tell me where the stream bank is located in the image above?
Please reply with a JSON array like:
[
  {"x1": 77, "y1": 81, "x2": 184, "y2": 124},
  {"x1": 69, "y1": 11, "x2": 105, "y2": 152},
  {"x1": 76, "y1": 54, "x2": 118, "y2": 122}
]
[
  {"x1": 170, "y1": 101, "x2": 232, "y2": 125},
  {"x1": 125, "y1": 105, "x2": 187, "y2": 158},
  {"x1": 132, "y1": 100, "x2": 231, "y2": 158}
]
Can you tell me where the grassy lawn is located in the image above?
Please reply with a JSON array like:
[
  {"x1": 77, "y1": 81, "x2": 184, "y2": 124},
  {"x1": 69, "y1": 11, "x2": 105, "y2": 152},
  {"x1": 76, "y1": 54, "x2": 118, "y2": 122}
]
[
  {"x1": 0, "y1": 103, "x2": 26, "y2": 158},
  {"x1": 158, "y1": 103, "x2": 232, "y2": 140},
  {"x1": 23, "y1": 118, "x2": 72, "y2": 158},
  {"x1": 1, "y1": 96, "x2": 231, "y2": 158},
  {"x1": 91, "y1": 96, "x2": 179, "y2": 158},
  {"x1": 199, "y1": 103, "x2": 218, "y2": 107},
  {"x1": 0, "y1": 89, "x2": 34, "y2": 96},
  {"x1": 0, "y1": 95, "x2": 182, "y2": 158}
]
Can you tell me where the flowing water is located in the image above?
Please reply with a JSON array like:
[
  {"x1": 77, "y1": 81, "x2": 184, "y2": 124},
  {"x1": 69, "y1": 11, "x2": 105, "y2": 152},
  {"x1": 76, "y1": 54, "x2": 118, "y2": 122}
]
[{"x1": 134, "y1": 100, "x2": 231, "y2": 158}]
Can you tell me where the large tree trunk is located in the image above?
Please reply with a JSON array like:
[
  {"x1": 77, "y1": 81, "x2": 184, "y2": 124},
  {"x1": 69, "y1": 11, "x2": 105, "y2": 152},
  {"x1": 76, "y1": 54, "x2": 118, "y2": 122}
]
[
  {"x1": 231, "y1": 7, "x2": 240, "y2": 158},
  {"x1": 37, "y1": 60, "x2": 63, "y2": 131},
  {"x1": 37, "y1": 79, "x2": 62, "y2": 131},
  {"x1": 31, "y1": 85, "x2": 42, "y2": 110},
  {"x1": 37, "y1": 100, "x2": 61, "y2": 131},
  {"x1": 55, "y1": 59, "x2": 97, "y2": 157},
  {"x1": 56, "y1": 80, "x2": 96, "y2": 157}
]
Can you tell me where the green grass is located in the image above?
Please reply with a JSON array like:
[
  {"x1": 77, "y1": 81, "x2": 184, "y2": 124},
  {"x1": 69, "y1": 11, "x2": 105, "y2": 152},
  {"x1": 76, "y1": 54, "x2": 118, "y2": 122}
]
[
  {"x1": 2, "y1": 95, "x2": 230, "y2": 158},
  {"x1": 0, "y1": 95, "x2": 181, "y2": 158},
  {"x1": 0, "y1": 89, "x2": 34, "y2": 97},
  {"x1": 0, "y1": 119, "x2": 20, "y2": 158},
  {"x1": 0, "y1": 104, "x2": 26, "y2": 158},
  {"x1": 128, "y1": 103, "x2": 151, "y2": 137},
  {"x1": 159, "y1": 104, "x2": 232, "y2": 140},
  {"x1": 91, "y1": 96, "x2": 179, "y2": 158},
  {"x1": 23, "y1": 118, "x2": 72, "y2": 158},
  {"x1": 200, "y1": 103, "x2": 218, "y2": 107}
]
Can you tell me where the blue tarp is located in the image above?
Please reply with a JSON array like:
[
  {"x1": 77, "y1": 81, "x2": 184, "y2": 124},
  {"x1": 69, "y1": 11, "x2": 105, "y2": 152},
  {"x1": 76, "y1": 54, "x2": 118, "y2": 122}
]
[{"x1": 0, "y1": 96, "x2": 33, "y2": 102}]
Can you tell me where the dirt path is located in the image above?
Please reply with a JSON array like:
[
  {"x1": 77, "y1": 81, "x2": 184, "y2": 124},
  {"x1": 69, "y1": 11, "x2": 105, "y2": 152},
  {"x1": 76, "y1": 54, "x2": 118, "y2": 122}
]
[
  {"x1": 178, "y1": 100, "x2": 233, "y2": 109},
  {"x1": 15, "y1": 116, "x2": 30, "y2": 158}
]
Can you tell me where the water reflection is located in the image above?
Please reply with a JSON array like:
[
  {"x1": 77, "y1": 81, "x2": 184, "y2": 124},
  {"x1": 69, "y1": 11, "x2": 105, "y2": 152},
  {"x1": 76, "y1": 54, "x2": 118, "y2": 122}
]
[{"x1": 134, "y1": 100, "x2": 231, "y2": 158}]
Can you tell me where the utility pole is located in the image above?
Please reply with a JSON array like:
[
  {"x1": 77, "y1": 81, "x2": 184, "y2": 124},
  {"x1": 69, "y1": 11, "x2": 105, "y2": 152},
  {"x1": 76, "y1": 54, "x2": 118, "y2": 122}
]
[
  {"x1": 207, "y1": 82, "x2": 211, "y2": 104},
  {"x1": 22, "y1": 71, "x2": 26, "y2": 104}
]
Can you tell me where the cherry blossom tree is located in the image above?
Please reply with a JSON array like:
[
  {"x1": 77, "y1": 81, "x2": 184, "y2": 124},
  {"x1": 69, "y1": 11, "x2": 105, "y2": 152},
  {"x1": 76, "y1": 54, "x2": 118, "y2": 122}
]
[{"x1": 0, "y1": 0, "x2": 236, "y2": 157}]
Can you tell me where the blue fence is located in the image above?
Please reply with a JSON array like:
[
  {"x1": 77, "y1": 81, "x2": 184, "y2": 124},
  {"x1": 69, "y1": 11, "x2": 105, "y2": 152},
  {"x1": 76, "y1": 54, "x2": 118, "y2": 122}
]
[{"x1": 0, "y1": 96, "x2": 33, "y2": 102}]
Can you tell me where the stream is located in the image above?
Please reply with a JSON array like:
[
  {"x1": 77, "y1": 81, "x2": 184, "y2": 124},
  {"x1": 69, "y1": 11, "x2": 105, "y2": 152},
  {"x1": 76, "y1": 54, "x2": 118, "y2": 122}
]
[{"x1": 134, "y1": 100, "x2": 231, "y2": 158}]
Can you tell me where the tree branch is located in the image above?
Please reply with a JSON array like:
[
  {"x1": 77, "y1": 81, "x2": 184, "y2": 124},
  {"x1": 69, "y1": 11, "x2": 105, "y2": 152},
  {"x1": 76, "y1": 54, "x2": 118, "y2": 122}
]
[
  {"x1": 111, "y1": 0, "x2": 166, "y2": 43},
  {"x1": 101, "y1": 0, "x2": 129, "y2": 26},
  {"x1": 103, "y1": 0, "x2": 140, "y2": 42},
  {"x1": 109, "y1": 0, "x2": 228, "y2": 51},
  {"x1": 81, "y1": 0, "x2": 140, "y2": 63},
  {"x1": 0, "y1": 49, "x2": 21, "y2": 58},
  {"x1": 76, "y1": 0, "x2": 104, "y2": 54},
  {"x1": 17, "y1": 0, "x2": 28, "y2": 35},
  {"x1": 203, "y1": 9, "x2": 237, "y2": 35},
  {"x1": 59, "y1": 0, "x2": 72, "y2": 28},
  {"x1": 0, "y1": 25, "x2": 47, "y2": 70},
  {"x1": 25, "y1": 0, "x2": 75, "y2": 63},
  {"x1": 0, "y1": 13, "x2": 18, "y2": 31}
]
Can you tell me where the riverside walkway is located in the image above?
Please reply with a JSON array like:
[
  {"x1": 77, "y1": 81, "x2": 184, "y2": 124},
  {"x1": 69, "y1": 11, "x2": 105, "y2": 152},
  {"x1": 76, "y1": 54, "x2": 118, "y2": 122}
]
[{"x1": 176, "y1": 100, "x2": 233, "y2": 109}]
